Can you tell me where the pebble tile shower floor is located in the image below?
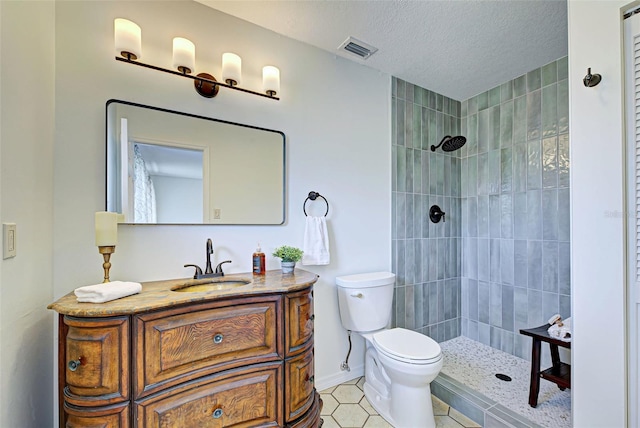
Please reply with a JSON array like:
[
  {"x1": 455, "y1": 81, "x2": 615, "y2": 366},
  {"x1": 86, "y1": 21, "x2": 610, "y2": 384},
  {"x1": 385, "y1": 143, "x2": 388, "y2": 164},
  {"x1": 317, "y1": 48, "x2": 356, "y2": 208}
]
[{"x1": 438, "y1": 336, "x2": 571, "y2": 428}]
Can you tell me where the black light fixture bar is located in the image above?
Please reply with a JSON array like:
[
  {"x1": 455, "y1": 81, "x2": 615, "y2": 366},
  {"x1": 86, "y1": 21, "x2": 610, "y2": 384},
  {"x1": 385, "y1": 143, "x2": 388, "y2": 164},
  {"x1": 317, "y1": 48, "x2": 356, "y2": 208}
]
[{"x1": 115, "y1": 56, "x2": 280, "y2": 100}]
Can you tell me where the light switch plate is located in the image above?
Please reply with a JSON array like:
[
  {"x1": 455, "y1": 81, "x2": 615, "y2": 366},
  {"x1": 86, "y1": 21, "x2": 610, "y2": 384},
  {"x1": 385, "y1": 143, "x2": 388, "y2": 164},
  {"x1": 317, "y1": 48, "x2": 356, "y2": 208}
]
[{"x1": 3, "y1": 223, "x2": 16, "y2": 259}]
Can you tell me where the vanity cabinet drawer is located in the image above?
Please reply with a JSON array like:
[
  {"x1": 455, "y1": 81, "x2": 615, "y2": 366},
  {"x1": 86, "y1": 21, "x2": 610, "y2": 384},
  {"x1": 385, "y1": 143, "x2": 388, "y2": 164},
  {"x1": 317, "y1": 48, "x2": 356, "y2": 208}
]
[
  {"x1": 135, "y1": 363, "x2": 283, "y2": 428},
  {"x1": 63, "y1": 316, "x2": 129, "y2": 407},
  {"x1": 134, "y1": 297, "x2": 280, "y2": 398},
  {"x1": 285, "y1": 347, "x2": 315, "y2": 422},
  {"x1": 286, "y1": 290, "x2": 314, "y2": 356},
  {"x1": 64, "y1": 401, "x2": 129, "y2": 428}
]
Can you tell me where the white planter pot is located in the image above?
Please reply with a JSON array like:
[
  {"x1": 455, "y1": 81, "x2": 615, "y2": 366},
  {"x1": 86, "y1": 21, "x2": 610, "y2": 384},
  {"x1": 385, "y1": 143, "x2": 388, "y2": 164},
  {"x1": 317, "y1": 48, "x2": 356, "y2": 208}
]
[{"x1": 281, "y1": 261, "x2": 296, "y2": 273}]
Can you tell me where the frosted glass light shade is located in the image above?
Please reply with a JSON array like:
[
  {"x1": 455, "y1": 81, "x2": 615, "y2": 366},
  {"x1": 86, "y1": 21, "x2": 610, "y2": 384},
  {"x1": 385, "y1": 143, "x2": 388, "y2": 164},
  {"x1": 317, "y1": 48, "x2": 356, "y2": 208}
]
[
  {"x1": 262, "y1": 66, "x2": 280, "y2": 96},
  {"x1": 172, "y1": 37, "x2": 195, "y2": 74},
  {"x1": 95, "y1": 212, "x2": 119, "y2": 246},
  {"x1": 114, "y1": 18, "x2": 142, "y2": 60},
  {"x1": 222, "y1": 53, "x2": 242, "y2": 86}
]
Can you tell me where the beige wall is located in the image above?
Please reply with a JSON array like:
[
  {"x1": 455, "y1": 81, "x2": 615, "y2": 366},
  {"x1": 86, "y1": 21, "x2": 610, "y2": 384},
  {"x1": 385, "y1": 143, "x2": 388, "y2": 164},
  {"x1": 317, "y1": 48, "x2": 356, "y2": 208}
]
[{"x1": 0, "y1": 1, "x2": 55, "y2": 426}]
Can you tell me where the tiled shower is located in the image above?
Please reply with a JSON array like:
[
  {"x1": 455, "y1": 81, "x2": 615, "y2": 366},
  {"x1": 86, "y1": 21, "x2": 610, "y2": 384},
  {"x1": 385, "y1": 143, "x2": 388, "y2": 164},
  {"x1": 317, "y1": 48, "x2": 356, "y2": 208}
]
[{"x1": 391, "y1": 57, "x2": 570, "y2": 360}]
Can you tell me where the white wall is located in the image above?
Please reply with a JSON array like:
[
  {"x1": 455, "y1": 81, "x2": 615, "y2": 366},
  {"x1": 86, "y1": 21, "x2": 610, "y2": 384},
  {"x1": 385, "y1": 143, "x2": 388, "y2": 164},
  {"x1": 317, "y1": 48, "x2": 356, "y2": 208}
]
[
  {"x1": 53, "y1": 1, "x2": 390, "y2": 414},
  {"x1": 152, "y1": 175, "x2": 203, "y2": 223},
  {"x1": 568, "y1": 1, "x2": 628, "y2": 426},
  {"x1": 0, "y1": 1, "x2": 55, "y2": 426}
]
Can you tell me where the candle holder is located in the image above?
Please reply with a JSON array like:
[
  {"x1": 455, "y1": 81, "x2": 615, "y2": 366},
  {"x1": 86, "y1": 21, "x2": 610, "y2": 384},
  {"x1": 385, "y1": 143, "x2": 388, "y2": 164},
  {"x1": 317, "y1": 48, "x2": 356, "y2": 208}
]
[{"x1": 98, "y1": 246, "x2": 116, "y2": 283}]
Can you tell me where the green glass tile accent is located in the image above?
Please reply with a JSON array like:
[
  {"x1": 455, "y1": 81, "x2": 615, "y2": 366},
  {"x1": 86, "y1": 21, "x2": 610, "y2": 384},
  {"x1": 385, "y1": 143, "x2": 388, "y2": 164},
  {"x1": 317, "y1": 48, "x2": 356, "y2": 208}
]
[
  {"x1": 406, "y1": 82, "x2": 414, "y2": 102},
  {"x1": 413, "y1": 102, "x2": 421, "y2": 149},
  {"x1": 392, "y1": 98, "x2": 397, "y2": 145},
  {"x1": 527, "y1": 68, "x2": 541, "y2": 92},
  {"x1": 558, "y1": 134, "x2": 570, "y2": 187},
  {"x1": 421, "y1": 106, "x2": 430, "y2": 151},
  {"x1": 414, "y1": 148, "x2": 423, "y2": 194},
  {"x1": 443, "y1": 97, "x2": 451, "y2": 116},
  {"x1": 444, "y1": 114, "x2": 452, "y2": 138},
  {"x1": 397, "y1": 145, "x2": 406, "y2": 192},
  {"x1": 527, "y1": 90, "x2": 542, "y2": 141},
  {"x1": 397, "y1": 100, "x2": 405, "y2": 146},
  {"x1": 478, "y1": 109, "x2": 489, "y2": 154},
  {"x1": 405, "y1": 102, "x2": 414, "y2": 148},
  {"x1": 500, "y1": 100, "x2": 514, "y2": 147},
  {"x1": 392, "y1": 77, "x2": 398, "y2": 97},
  {"x1": 397, "y1": 79, "x2": 406, "y2": 100},
  {"x1": 429, "y1": 108, "x2": 437, "y2": 147},
  {"x1": 406, "y1": 149, "x2": 414, "y2": 193},
  {"x1": 558, "y1": 79, "x2": 569, "y2": 134},
  {"x1": 489, "y1": 106, "x2": 501, "y2": 151},
  {"x1": 436, "y1": 93, "x2": 444, "y2": 112},
  {"x1": 392, "y1": 145, "x2": 397, "y2": 191},
  {"x1": 489, "y1": 86, "x2": 501, "y2": 107},
  {"x1": 477, "y1": 91, "x2": 489, "y2": 111},
  {"x1": 513, "y1": 75, "x2": 526, "y2": 98},
  {"x1": 428, "y1": 90, "x2": 436, "y2": 110},
  {"x1": 414, "y1": 84, "x2": 423, "y2": 106},
  {"x1": 513, "y1": 96, "x2": 527, "y2": 144},
  {"x1": 467, "y1": 113, "x2": 478, "y2": 156},
  {"x1": 542, "y1": 61, "x2": 558, "y2": 87},
  {"x1": 500, "y1": 81, "x2": 513, "y2": 102},
  {"x1": 542, "y1": 136, "x2": 558, "y2": 188},
  {"x1": 542, "y1": 84, "x2": 558, "y2": 137},
  {"x1": 421, "y1": 87, "x2": 429, "y2": 108},
  {"x1": 461, "y1": 100, "x2": 468, "y2": 117},
  {"x1": 460, "y1": 117, "x2": 468, "y2": 158},
  {"x1": 557, "y1": 56, "x2": 568, "y2": 81},
  {"x1": 468, "y1": 96, "x2": 478, "y2": 115}
]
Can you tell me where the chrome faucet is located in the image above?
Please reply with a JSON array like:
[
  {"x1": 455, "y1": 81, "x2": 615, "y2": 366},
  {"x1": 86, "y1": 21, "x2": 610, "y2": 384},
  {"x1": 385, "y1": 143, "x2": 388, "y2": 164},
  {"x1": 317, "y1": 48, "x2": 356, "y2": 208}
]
[{"x1": 184, "y1": 238, "x2": 232, "y2": 279}]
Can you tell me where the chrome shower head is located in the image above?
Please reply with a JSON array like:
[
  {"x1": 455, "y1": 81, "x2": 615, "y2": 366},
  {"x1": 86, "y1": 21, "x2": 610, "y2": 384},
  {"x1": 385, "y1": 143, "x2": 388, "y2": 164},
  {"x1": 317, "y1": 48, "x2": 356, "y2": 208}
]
[{"x1": 431, "y1": 135, "x2": 467, "y2": 152}]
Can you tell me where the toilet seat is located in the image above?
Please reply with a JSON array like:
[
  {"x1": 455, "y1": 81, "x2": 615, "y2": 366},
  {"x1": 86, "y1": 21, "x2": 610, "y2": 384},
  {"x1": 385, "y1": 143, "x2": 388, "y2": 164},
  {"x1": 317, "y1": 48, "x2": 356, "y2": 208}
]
[{"x1": 373, "y1": 328, "x2": 442, "y2": 365}]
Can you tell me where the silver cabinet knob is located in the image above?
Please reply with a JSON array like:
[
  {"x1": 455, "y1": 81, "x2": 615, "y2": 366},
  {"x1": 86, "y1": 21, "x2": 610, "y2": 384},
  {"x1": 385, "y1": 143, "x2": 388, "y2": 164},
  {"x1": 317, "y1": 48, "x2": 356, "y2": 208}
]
[
  {"x1": 68, "y1": 359, "x2": 81, "y2": 372},
  {"x1": 212, "y1": 408, "x2": 223, "y2": 418},
  {"x1": 213, "y1": 333, "x2": 224, "y2": 344}
]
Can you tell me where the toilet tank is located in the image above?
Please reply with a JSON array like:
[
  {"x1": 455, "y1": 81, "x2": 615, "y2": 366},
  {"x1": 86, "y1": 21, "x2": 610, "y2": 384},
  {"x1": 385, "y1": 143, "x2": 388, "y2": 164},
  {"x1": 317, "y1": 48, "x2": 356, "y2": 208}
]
[{"x1": 336, "y1": 272, "x2": 395, "y2": 332}]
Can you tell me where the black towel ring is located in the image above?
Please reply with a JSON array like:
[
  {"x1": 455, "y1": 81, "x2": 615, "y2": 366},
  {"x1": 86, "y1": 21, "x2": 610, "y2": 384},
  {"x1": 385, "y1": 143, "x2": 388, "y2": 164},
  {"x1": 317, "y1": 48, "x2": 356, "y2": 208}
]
[{"x1": 303, "y1": 191, "x2": 329, "y2": 217}]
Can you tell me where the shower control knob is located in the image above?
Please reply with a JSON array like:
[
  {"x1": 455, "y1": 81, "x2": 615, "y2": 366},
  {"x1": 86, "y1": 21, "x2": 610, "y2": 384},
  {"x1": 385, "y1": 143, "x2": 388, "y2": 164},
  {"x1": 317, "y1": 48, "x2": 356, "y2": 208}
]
[{"x1": 429, "y1": 205, "x2": 446, "y2": 224}]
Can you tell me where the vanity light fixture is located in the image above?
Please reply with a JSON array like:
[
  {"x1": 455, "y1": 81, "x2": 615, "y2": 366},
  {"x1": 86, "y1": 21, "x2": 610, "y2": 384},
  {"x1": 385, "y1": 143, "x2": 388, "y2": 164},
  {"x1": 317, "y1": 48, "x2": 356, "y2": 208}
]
[{"x1": 113, "y1": 18, "x2": 280, "y2": 100}]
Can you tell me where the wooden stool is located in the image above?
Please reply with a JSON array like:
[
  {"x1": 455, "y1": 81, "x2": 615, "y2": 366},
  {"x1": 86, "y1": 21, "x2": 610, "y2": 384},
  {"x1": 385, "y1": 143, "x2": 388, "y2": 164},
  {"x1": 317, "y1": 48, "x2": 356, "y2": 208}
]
[{"x1": 519, "y1": 324, "x2": 571, "y2": 407}]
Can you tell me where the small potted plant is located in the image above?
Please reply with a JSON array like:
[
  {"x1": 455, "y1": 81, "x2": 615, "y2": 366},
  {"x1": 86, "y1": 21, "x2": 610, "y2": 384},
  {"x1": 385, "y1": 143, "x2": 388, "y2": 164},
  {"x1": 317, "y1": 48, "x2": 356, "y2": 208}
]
[{"x1": 272, "y1": 245, "x2": 304, "y2": 273}]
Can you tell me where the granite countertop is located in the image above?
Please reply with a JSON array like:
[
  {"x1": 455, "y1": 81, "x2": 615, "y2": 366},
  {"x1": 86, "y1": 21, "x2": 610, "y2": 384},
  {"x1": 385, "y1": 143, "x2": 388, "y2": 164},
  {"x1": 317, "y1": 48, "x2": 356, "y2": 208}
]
[{"x1": 48, "y1": 269, "x2": 318, "y2": 317}]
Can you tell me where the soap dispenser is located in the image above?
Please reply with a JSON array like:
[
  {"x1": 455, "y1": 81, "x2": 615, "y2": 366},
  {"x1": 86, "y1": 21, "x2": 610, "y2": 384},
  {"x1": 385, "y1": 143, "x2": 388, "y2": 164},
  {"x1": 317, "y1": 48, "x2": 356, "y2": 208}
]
[{"x1": 253, "y1": 244, "x2": 266, "y2": 275}]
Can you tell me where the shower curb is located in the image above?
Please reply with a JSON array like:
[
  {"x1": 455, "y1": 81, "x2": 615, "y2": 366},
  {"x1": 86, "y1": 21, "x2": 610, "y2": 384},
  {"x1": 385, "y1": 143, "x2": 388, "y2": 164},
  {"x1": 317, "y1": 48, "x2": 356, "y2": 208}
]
[{"x1": 432, "y1": 372, "x2": 543, "y2": 428}]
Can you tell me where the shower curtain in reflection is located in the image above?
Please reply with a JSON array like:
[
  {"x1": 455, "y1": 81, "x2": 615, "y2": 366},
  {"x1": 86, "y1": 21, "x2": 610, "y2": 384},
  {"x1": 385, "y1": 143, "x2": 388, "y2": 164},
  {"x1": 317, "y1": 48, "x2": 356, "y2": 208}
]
[{"x1": 133, "y1": 144, "x2": 157, "y2": 223}]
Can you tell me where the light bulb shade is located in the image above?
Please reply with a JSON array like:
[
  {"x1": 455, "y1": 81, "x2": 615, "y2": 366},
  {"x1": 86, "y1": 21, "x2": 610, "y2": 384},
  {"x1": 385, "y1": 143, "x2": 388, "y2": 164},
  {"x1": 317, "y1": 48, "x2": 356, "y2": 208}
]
[
  {"x1": 114, "y1": 18, "x2": 142, "y2": 60},
  {"x1": 222, "y1": 53, "x2": 242, "y2": 86},
  {"x1": 262, "y1": 66, "x2": 280, "y2": 96},
  {"x1": 172, "y1": 37, "x2": 195, "y2": 74},
  {"x1": 95, "y1": 212, "x2": 119, "y2": 246}
]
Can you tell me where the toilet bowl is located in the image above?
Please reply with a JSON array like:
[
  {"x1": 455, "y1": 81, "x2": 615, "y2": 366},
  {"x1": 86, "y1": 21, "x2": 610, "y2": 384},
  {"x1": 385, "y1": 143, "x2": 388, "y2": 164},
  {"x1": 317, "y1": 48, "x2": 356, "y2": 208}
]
[{"x1": 336, "y1": 272, "x2": 443, "y2": 428}]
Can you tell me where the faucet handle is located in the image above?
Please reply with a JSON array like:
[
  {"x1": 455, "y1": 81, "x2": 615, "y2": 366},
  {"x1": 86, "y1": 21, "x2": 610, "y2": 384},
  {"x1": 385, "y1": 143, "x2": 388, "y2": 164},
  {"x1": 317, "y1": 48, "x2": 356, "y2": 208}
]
[
  {"x1": 214, "y1": 260, "x2": 232, "y2": 275},
  {"x1": 184, "y1": 264, "x2": 203, "y2": 279}
]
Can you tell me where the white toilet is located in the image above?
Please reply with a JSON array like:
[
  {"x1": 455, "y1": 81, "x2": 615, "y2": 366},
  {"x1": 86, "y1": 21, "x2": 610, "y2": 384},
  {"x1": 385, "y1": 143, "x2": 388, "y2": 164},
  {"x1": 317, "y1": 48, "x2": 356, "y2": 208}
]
[{"x1": 336, "y1": 272, "x2": 443, "y2": 428}]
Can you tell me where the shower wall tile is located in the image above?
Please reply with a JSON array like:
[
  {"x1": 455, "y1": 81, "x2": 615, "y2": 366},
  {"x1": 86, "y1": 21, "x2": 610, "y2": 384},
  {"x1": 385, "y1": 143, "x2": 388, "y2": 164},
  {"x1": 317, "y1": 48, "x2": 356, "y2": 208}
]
[
  {"x1": 542, "y1": 61, "x2": 558, "y2": 87},
  {"x1": 500, "y1": 100, "x2": 514, "y2": 147},
  {"x1": 393, "y1": 56, "x2": 570, "y2": 359},
  {"x1": 489, "y1": 106, "x2": 501, "y2": 151}
]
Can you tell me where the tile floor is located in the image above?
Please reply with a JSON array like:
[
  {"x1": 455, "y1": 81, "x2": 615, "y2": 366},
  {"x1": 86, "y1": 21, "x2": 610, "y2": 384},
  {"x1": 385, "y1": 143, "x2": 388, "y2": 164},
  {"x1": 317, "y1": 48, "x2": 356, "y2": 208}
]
[{"x1": 320, "y1": 376, "x2": 481, "y2": 428}]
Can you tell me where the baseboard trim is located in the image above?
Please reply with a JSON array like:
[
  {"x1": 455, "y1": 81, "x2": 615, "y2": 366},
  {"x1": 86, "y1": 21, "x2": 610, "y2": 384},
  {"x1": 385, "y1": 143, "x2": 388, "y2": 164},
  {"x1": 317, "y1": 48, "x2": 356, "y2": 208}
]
[{"x1": 315, "y1": 364, "x2": 364, "y2": 392}]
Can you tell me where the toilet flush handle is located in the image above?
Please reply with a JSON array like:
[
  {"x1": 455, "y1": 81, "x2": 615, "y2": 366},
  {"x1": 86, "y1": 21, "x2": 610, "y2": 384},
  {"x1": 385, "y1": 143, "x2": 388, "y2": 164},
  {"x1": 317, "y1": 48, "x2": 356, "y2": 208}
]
[{"x1": 351, "y1": 293, "x2": 363, "y2": 298}]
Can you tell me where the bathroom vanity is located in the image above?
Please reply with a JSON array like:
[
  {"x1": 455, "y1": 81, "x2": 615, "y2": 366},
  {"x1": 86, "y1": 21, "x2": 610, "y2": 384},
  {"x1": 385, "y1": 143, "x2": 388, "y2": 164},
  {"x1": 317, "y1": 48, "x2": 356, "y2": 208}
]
[{"x1": 48, "y1": 269, "x2": 321, "y2": 427}]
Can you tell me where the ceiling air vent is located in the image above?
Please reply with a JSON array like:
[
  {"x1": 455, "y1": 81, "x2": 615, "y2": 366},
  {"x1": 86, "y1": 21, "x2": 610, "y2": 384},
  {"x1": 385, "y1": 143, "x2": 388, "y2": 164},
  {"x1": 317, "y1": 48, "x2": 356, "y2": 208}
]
[{"x1": 338, "y1": 37, "x2": 378, "y2": 60}]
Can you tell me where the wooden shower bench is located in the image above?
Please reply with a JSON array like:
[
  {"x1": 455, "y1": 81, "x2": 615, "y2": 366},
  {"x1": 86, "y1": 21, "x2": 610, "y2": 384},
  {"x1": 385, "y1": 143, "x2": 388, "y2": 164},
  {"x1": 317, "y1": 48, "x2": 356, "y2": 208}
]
[{"x1": 519, "y1": 324, "x2": 571, "y2": 407}]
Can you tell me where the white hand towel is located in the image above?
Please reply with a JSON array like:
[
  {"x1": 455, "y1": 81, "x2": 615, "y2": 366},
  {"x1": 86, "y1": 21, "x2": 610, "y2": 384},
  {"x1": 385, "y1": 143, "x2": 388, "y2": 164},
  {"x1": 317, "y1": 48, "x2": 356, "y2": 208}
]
[
  {"x1": 74, "y1": 281, "x2": 142, "y2": 303},
  {"x1": 548, "y1": 317, "x2": 572, "y2": 342},
  {"x1": 302, "y1": 216, "x2": 330, "y2": 265}
]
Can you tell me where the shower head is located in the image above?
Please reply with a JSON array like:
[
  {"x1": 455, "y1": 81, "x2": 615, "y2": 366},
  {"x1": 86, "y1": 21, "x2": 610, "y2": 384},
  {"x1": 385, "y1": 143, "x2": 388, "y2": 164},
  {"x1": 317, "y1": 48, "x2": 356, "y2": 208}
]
[{"x1": 431, "y1": 135, "x2": 467, "y2": 152}]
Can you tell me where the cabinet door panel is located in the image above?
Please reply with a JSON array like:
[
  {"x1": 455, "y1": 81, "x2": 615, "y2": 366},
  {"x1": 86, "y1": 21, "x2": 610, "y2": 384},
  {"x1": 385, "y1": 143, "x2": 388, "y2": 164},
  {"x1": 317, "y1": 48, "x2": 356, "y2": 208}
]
[
  {"x1": 64, "y1": 401, "x2": 129, "y2": 428},
  {"x1": 285, "y1": 347, "x2": 315, "y2": 422},
  {"x1": 136, "y1": 363, "x2": 282, "y2": 427},
  {"x1": 286, "y1": 290, "x2": 314, "y2": 356},
  {"x1": 135, "y1": 298, "x2": 279, "y2": 398},
  {"x1": 64, "y1": 316, "x2": 129, "y2": 406}
]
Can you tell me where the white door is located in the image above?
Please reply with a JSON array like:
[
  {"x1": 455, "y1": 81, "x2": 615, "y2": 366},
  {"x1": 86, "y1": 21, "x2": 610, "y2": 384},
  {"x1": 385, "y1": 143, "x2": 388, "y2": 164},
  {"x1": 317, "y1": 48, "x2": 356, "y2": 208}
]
[{"x1": 624, "y1": 8, "x2": 640, "y2": 427}]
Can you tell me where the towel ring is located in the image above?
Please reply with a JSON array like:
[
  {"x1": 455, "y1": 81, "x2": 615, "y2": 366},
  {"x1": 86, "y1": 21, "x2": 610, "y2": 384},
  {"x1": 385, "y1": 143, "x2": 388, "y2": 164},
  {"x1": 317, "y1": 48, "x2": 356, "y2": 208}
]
[{"x1": 303, "y1": 191, "x2": 329, "y2": 217}]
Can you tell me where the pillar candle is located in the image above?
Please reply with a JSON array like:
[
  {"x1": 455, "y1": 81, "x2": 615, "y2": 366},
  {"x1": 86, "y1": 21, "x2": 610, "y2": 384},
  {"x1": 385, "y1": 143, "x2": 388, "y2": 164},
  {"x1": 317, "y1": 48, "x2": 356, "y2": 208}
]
[{"x1": 95, "y1": 212, "x2": 119, "y2": 246}]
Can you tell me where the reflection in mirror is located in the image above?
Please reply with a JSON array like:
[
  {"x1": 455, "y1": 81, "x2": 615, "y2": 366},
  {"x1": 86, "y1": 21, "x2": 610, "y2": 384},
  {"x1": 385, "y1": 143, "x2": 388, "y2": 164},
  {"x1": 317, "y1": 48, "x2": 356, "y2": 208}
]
[{"x1": 106, "y1": 100, "x2": 285, "y2": 225}]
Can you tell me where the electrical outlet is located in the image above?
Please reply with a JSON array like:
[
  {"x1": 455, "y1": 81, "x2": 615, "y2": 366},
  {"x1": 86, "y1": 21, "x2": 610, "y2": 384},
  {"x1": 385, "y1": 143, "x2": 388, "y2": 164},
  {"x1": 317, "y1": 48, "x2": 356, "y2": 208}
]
[
  {"x1": 3, "y1": 223, "x2": 16, "y2": 259},
  {"x1": 214, "y1": 209, "x2": 221, "y2": 220}
]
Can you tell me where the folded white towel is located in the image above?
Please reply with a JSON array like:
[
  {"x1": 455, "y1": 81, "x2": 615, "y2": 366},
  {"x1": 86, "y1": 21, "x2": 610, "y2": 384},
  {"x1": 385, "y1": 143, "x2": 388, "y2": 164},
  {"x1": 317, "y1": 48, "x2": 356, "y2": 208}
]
[
  {"x1": 302, "y1": 216, "x2": 330, "y2": 266},
  {"x1": 548, "y1": 317, "x2": 572, "y2": 342},
  {"x1": 74, "y1": 281, "x2": 142, "y2": 303}
]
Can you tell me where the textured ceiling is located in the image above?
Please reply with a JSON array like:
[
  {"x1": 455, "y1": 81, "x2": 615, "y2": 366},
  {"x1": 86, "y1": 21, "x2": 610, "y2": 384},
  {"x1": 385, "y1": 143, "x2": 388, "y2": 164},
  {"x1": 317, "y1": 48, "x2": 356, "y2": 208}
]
[{"x1": 196, "y1": 0, "x2": 568, "y2": 101}]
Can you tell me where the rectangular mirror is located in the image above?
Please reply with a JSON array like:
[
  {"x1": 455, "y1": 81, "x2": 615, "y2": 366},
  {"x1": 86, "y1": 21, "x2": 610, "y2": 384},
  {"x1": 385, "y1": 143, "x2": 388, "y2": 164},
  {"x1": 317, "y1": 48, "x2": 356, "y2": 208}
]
[{"x1": 106, "y1": 100, "x2": 285, "y2": 224}]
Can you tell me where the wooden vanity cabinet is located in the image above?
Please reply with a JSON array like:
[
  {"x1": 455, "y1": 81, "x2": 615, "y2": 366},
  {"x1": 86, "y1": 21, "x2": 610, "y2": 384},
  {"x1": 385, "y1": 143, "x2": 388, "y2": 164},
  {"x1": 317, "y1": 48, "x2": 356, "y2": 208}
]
[{"x1": 50, "y1": 271, "x2": 321, "y2": 428}]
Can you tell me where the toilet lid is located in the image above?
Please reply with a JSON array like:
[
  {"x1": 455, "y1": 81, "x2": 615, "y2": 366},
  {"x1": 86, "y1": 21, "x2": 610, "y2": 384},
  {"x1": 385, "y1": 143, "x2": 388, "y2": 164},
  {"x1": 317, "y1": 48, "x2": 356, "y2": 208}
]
[{"x1": 373, "y1": 328, "x2": 441, "y2": 363}]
